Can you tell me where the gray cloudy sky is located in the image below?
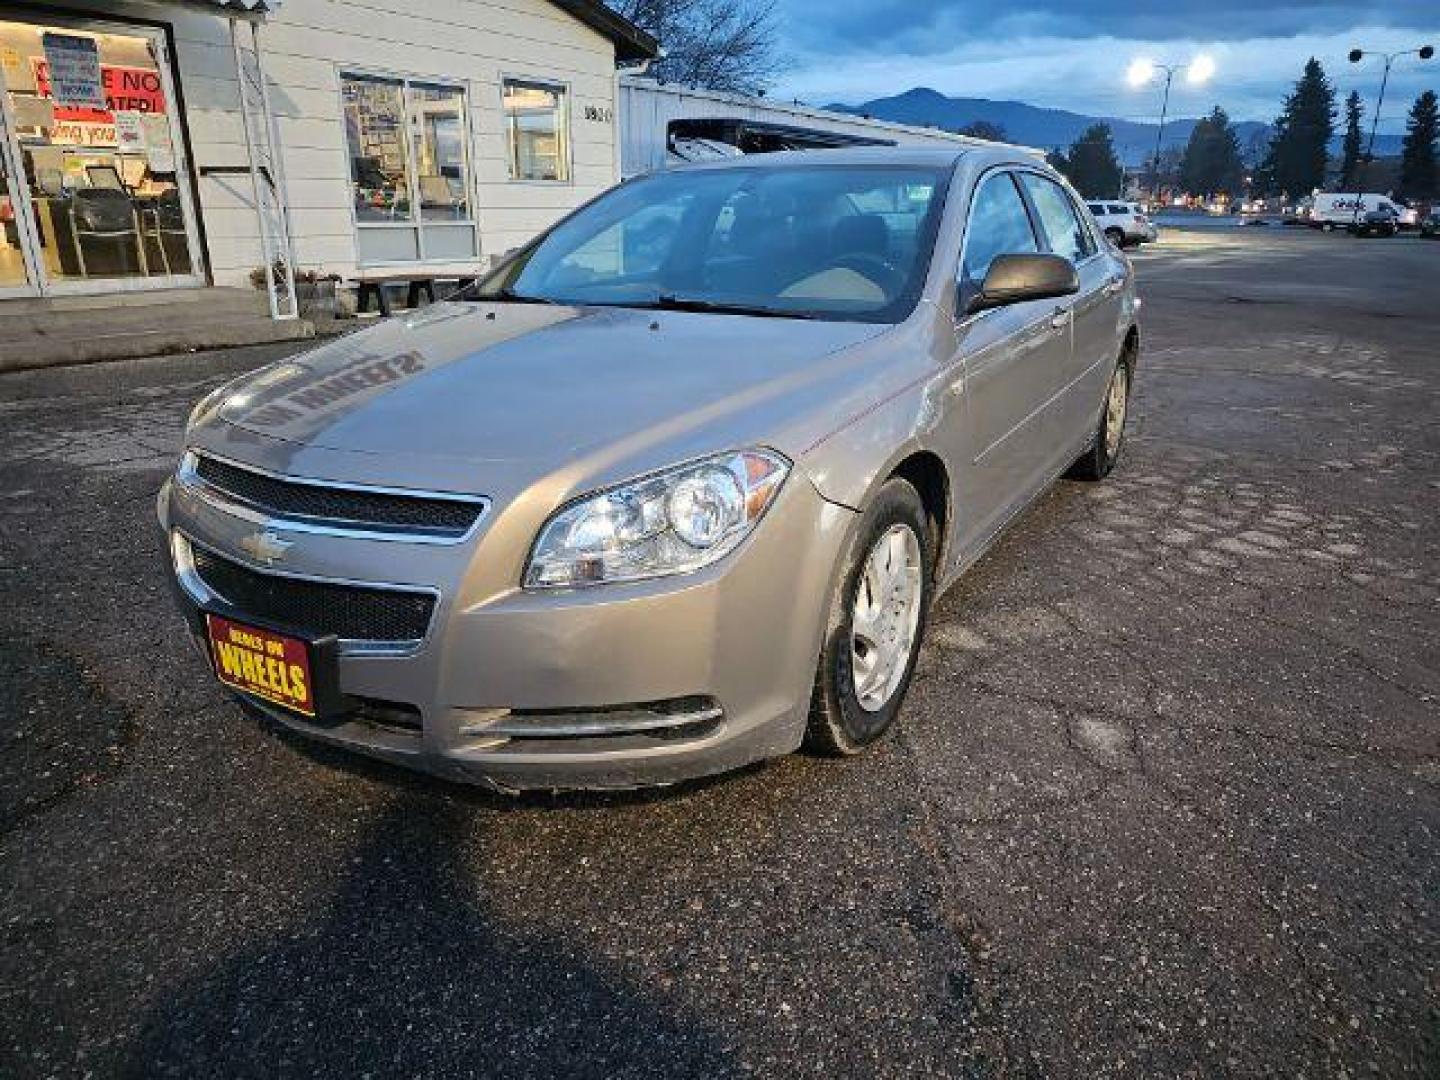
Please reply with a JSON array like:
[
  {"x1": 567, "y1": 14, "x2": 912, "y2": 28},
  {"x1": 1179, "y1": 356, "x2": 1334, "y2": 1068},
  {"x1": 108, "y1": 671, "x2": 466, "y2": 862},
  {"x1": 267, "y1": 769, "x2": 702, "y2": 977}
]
[{"x1": 771, "y1": 1, "x2": 1439, "y2": 133}]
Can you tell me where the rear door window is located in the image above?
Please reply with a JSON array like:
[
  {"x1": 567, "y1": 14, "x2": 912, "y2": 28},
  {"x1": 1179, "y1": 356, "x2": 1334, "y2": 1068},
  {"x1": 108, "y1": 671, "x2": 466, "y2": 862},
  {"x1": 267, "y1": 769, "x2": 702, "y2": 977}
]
[
  {"x1": 961, "y1": 172, "x2": 1040, "y2": 286},
  {"x1": 1018, "y1": 173, "x2": 1096, "y2": 263}
]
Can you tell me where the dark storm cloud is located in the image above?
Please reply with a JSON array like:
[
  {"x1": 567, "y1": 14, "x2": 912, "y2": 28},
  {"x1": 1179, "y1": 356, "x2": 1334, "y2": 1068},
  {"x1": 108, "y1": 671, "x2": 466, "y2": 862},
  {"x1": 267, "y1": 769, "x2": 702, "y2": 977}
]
[
  {"x1": 785, "y1": 0, "x2": 1439, "y2": 55},
  {"x1": 775, "y1": 0, "x2": 1439, "y2": 122}
]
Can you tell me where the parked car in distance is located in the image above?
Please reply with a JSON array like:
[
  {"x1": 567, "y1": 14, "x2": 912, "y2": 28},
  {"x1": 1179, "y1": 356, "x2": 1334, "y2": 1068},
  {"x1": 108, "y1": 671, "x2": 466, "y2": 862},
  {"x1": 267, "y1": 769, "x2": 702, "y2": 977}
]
[
  {"x1": 1086, "y1": 201, "x2": 1157, "y2": 247},
  {"x1": 159, "y1": 148, "x2": 1139, "y2": 792},
  {"x1": 1310, "y1": 192, "x2": 1407, "y2": 231},
  {"x1": 1420, "y1": 207, "x2": 1440, "y2": 238},
  {"x1": 1347, "y1": 206, "x2": 1398, "y2": 238}
]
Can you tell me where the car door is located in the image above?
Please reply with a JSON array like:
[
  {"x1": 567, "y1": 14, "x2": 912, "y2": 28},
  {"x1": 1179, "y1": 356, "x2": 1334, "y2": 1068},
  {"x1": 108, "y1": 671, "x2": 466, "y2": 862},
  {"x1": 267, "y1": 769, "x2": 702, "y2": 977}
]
[
  {"x1": 942, "y1": 169, "x2": 1071, "y2": 557},
  {"x1": 1016, "y1": 172, "x2": 1122, "y2": 465}
]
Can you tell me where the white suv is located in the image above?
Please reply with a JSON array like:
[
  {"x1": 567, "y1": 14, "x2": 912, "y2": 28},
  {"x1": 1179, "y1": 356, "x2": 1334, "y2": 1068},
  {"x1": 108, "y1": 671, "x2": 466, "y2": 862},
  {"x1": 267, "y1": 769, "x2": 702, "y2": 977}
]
[{"x1": 1086, "y1": 202, "x2": 1158, "y2": 247}]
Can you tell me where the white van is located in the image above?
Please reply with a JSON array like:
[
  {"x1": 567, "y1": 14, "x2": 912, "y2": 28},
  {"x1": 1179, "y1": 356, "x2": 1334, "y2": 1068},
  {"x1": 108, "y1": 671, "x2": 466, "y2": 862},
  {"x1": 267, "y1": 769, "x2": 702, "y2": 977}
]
[{"x1": 1309, "y1": 193, "x2": 1405, "y2": 230}]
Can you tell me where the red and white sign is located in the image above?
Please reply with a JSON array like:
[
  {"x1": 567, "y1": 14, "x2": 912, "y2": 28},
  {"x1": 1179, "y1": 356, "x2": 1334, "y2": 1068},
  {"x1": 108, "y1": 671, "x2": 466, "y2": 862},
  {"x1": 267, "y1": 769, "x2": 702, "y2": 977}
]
[{"x1": 33, "y1": 60, "x2": 167, "y2": 124}]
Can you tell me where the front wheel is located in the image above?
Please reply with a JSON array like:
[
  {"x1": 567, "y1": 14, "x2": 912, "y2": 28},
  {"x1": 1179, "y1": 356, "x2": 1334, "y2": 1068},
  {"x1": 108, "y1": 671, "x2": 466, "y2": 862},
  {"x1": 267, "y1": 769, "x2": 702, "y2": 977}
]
[
  {"x1": 1068, "y1": 352, "x2": 1133, "y2": 481},
  {"x1": 1104, "y1": 227, "x2": 1125, "y2": 248},
  {"x1": 806, "y1": 479, "x2": 933, "y2": 756}
]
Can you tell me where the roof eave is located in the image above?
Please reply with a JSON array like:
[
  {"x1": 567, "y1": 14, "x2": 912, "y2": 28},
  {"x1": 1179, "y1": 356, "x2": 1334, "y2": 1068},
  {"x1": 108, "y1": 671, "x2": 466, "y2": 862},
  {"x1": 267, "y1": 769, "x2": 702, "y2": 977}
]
[{"x1": 548, "y1": 0, "x2": 658, "y2": 62}]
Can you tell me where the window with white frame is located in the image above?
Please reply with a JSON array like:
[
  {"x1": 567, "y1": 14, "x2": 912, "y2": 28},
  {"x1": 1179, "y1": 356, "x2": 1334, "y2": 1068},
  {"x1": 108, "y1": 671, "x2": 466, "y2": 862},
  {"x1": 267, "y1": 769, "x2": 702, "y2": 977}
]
[
  {"x1": 341, "y1": 72, "x2": 476, "y2": 263},
  {"x1": 503, "y1": 79, "x2": 570, "y2": 182}
]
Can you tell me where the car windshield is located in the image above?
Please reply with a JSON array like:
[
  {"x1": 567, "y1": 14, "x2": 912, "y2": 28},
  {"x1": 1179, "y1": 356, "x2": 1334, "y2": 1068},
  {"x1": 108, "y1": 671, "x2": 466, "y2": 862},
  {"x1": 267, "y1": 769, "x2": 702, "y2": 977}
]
[{"x1": 479, "y1": 164, "x2": 951, "y2": 322}]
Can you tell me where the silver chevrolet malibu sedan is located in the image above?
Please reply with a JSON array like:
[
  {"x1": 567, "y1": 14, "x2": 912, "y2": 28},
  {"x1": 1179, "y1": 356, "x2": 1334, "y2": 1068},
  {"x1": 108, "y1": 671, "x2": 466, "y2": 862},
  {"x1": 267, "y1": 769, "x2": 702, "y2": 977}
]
[{"x1": 159, "y1": 147, "x2": 1138, "y2": 791}]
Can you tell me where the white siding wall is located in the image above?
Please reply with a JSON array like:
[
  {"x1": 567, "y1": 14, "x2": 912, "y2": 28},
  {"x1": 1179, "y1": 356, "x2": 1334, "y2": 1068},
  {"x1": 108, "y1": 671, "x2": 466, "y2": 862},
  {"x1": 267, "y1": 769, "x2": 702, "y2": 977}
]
[{"x1": 86, "y1": 0, "x2": 622, "y2": 286}]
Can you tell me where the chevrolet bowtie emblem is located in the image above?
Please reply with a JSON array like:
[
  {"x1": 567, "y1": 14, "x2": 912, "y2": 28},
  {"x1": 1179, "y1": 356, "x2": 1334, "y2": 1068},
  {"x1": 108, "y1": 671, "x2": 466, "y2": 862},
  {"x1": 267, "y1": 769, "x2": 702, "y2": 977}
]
[{"x1": 239, "y1": 530, "x2": 293, "y2": 566}]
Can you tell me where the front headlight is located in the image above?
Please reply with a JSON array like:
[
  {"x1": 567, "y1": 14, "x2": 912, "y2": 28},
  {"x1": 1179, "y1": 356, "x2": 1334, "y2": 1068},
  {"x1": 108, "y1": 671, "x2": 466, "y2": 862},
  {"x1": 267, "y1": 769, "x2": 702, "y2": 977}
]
[{"x1": 524, "y1": 449, "x2": 790, "y2": 588}]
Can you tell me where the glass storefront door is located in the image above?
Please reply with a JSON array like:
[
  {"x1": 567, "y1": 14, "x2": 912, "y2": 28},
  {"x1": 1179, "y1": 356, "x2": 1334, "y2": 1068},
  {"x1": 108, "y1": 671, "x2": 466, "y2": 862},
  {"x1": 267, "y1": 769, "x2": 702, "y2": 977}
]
[
  {"x1": 0, "y1": 15, "x2": 203, "y2": 295},
  {"x1": 0, "y1": 102, "x2": 37, "y2": 294}
]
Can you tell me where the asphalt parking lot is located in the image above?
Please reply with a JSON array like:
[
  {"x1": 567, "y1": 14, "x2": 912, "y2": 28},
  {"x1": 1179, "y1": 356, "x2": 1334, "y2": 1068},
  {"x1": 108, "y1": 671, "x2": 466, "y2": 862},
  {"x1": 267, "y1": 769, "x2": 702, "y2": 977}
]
[{"x1": 2, "y1": 223, "x2": 1437, "y2": 1078}]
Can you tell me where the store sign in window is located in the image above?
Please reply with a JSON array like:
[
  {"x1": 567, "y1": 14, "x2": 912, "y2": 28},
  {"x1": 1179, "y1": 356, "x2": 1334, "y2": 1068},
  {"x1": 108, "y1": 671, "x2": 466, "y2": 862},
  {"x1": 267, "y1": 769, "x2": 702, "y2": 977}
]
[
  {"x1": 40, "y1": 33, "x2": 103, "y2": 108},
  {"x1": 31, "y1": 57, "x2": 168, "y2": 148},
  {"x1": 503, "y1": 80, "x2": 570, "y2": 182}
]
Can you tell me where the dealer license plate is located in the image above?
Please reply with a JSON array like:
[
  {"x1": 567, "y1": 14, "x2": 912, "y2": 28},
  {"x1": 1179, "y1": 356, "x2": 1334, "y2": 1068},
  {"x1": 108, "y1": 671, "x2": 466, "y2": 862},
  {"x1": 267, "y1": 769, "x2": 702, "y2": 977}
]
[{"x1": 205, "y1": 613, "x2": 316, "y2": 717}]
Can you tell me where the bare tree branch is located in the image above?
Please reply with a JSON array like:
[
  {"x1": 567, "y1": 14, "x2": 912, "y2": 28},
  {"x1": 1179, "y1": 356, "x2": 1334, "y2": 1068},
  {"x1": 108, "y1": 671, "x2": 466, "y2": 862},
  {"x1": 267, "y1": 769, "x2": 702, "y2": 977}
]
[{"x1": 609, "y1": 0, "x2": 785, "y2": 95}]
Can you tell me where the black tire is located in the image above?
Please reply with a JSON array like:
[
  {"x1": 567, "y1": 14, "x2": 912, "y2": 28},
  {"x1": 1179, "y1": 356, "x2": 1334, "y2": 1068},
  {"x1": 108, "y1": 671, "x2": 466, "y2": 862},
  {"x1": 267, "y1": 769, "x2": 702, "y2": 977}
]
[
  {"x1": 1068, "y1": 350, "x2": 1134, "y2": 481},
  {"x1": 806, "y1": 478, "x2": 934, "y2": 756},
  {"x1": 1104, "y1": 227, "x2": 1125, "y2": 248}
]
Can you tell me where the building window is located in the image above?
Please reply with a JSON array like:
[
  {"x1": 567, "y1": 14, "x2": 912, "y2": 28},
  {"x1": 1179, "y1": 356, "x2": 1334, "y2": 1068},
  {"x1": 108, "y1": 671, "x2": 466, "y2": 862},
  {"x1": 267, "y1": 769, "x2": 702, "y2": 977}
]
[
  {"x1": 503, "y1": 79, "x2": 569, "y2": 182},
  {"x1": 341, "y1": 71, "x2": 476, "y2": 263},
  {"x1": 410, "y1": 85, "x2": 469, "y2": 221}
]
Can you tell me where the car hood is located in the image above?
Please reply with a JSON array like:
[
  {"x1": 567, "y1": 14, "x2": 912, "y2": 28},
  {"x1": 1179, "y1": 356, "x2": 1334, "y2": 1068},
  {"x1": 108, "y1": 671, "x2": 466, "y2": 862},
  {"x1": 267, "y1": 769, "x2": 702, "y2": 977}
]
[{"x1": 195, "y1": 301, "x2": 889, "y2": 493}]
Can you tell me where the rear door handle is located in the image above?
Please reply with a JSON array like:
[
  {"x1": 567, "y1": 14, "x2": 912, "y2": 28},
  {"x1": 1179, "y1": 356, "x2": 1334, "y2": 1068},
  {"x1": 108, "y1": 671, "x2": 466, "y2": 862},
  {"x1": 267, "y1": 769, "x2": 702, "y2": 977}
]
[
  {"x1": 1049, "y1": 307, "x2": 1071, "y2": 329},
  {"x1": 1102, "y1": 277, "x2": 1124, "y2": 297}
]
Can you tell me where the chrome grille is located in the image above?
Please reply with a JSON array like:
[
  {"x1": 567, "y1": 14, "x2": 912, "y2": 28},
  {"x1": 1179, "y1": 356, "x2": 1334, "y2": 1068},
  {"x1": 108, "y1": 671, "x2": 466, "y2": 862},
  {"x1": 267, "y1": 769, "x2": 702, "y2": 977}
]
[
  {"x1": 192, "y1": 454, "x2": 484, "y2": 538},
  {"x1": 191, "y1": 545, "x2": 435, "y2": 644}
]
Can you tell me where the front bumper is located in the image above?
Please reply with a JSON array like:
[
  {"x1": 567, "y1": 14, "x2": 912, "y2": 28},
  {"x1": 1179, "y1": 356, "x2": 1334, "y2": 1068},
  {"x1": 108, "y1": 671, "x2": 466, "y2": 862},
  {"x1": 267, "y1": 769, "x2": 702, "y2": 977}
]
[{"x1": 158, "y1": 464, "x2": 854, "y2": 791}]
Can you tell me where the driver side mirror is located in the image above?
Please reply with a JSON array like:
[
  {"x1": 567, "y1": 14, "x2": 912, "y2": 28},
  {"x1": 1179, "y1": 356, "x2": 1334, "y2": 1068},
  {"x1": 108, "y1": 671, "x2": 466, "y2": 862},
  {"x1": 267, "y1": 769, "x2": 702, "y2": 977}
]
[{"x1": 963, "y1": 253, "x2": 1079, "y2": 316}]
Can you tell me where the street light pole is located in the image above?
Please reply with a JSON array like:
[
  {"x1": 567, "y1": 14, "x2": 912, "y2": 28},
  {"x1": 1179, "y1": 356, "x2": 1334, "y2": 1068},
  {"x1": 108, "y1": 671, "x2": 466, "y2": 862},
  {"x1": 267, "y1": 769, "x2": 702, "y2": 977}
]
[
  {"x1": 1130, "y1": 57, "x2": 1211, "y2": 207},
  {"x1": 1149, "y1": 65, "x2": 1177, "y2": 205},
  {"x1": 1346, "y1": 44, "x2": 1434, "y2": 226}
]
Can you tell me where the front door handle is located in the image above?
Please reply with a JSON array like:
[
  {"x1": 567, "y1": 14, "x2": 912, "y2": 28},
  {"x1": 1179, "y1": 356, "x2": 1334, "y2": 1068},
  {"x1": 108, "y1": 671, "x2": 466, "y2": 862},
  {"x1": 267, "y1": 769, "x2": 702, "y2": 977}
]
[
  {"x1": 1049, "y1": 307, "x2": 1070, "y2": 330},
  {"x1": 1102, "y1": 277, "x2": 1125, "y2": 297}
]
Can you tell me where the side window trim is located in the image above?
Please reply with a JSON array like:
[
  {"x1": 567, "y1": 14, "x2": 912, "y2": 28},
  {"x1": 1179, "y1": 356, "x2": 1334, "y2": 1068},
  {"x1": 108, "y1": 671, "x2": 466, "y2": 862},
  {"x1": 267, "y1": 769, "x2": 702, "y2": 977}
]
[
  {"x1": 1014, "y1": 167, "x2": 1102, "y2": 267},
  {"x1": 956, "y1": 167, "x2": 1042, "y2": 285}
]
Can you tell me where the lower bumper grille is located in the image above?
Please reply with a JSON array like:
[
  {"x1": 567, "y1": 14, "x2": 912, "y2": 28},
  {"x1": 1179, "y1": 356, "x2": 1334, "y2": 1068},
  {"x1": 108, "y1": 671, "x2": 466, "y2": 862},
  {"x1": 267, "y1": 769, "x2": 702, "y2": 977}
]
[{"x1": 190, "y1": 544, "x2": 435, "y2": 644}]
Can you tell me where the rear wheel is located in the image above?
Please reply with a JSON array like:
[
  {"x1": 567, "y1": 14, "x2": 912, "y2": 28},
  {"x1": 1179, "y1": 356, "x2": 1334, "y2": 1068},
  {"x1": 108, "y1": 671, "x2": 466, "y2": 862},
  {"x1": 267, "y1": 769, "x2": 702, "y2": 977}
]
[
  {"x1": 1068, "y1": 351, "x2": 1133, "y2": 481},
  {"x1": 806, "y1": 479, "x2": 933, "y2": 756}
]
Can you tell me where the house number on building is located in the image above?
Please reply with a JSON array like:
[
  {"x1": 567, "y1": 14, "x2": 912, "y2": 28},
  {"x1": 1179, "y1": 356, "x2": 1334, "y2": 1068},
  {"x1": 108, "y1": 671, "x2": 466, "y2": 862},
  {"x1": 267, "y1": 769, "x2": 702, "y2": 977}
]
[{"x1": 583, "y1": 105, "x2": 612, "y2": 123}]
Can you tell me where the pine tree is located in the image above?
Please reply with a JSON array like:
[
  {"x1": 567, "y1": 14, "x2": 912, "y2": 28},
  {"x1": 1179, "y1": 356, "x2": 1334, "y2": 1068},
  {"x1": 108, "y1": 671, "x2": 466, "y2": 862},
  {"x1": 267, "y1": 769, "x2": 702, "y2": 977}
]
[
  {"x1": 1180, "y1": 106, "x2": 1246, "y2": 198},
  {"x1": 958, "y1": 120, "x2": 1007, "y2": 142},
  {"x1": 1399, "y1": 90, "x2": 1439, "y2": 201},
  {"x1": 1056, "y1": 124, "x2": 1124, "y2": 198},
  {"x1": 1259, "y1": 58, "x2": 1336, "y2": 197},
  {"x1": 1340, "y1": 91, "x2": 1364, "y2": 190}
]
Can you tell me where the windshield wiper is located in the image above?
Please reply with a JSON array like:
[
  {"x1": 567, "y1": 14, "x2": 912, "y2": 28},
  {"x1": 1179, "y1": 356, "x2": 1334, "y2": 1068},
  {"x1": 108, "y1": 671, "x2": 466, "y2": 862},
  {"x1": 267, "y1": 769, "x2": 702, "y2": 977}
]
[
  {"x1": 637, "y1": 294, "x2": 818, "y2": 320},
  {"x1": 490, "y1": 287, "x2": 559, "y2": 305}
]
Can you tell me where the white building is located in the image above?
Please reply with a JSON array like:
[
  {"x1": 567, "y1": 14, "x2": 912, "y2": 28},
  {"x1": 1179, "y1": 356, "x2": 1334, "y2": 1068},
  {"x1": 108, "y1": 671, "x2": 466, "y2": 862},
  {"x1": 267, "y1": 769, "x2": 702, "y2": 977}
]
[
  {"x1": 618, "y1": 78, "x2": 1023, "y2": 179},
  {"x1": 0, "y1": 0, "x2": 655, "y2": 318}
]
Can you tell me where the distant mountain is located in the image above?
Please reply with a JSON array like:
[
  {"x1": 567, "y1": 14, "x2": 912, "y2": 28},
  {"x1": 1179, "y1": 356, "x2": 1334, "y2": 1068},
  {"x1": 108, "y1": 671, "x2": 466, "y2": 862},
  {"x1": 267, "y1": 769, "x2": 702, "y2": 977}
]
[{"x1": 825, "y1": 87, "x2": 1402, "y2": 165}]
